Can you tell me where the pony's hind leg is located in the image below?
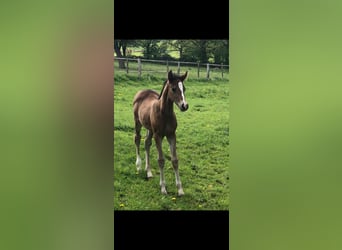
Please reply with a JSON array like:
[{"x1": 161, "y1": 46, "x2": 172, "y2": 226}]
[
  {"x1": 167, "y1": 134, "x2": 184, "y2": 196},
  {"x1": 134, "y1": 121, "x2": 142, "y2": 172},
  {"x1": 145, "y1": 130, "x2": 153, "y2": 178}
]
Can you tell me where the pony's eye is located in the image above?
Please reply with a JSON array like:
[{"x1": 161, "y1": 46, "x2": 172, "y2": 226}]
[{"x1": 172, "y1": 87, "x2": 177, "y2": 92}]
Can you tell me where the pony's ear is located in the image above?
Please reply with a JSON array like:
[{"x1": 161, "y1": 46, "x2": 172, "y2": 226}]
[
  {"x1": 168, "y1": 70, "x2": 174, "y2": 81},
  {"x1": 181, "y1": 71, "x2": 188, "y2": 81}
]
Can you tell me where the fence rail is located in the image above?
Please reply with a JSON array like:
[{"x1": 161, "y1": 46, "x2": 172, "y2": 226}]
[{"x1": 114, "y1": 57, "x2": 229, "y2": 80}]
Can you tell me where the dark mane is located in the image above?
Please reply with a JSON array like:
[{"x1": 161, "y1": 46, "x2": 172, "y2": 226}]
[{"x1": 158, "y1": 80, "x2": 168, "y2": 99}]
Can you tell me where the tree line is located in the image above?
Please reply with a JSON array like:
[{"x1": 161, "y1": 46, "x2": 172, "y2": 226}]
[{"x1": 114, "y1": 40, "x2": 229, "y2": 69}]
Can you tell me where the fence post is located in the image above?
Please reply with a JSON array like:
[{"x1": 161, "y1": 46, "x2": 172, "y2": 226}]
[
  {"x1": 197, "y1": 62, "x2": 200, "y2": 78},
  {"x1": 138, "y1": 58, "x2": 142, "y2": 79},
  {"x1": 177, "y1": 62, "x2": 180, "y2": 74},
  {"x1": 206, "y1": 63, "x2": 210, "y2": 80},
  {"x1": 221, "y1": 63, "x2": 223, "y2": 78},
  {"x1": 166, "y1": 60, "x2": 169, "y2": 73},
  {"x1": 126, "y1": 58, "x2": 129, "y2": 74}
]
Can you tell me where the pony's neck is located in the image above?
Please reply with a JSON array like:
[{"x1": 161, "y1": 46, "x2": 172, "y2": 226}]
[{"x1": 159, "y1": 84, "x2": 174, "y2": 115}]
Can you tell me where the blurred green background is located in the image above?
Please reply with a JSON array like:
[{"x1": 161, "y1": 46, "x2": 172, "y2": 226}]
[
  {"x1": 0, "y1": 0, "x2": 113, "y2": 249},
  {"x1": 230, "y1": 0, "x2": 342, "y2": 249},
  {"x1": 2, "y1": 0, "x2": 342, "y2": 249}
]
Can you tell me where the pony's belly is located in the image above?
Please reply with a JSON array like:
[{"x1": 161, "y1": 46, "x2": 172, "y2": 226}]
[{"x1": 138, "y1": 112, "x2": 152, "y2": 130}]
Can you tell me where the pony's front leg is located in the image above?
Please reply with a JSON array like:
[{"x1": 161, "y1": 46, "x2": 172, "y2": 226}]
[
  {"x1": 155, "y1": 135, "x2": 167, "y2": 194},
  {"x1": 167, "y1": 134, "x2": 184, "y2": 196}
]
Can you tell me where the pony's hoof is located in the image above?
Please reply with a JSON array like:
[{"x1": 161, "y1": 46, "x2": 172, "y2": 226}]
[
  {"x1": 161, "y1": 188, "x2": 167, "y2": 195},
  {"x1": 136, "y1": 157, "x2": 142, "y2": 170},
  {"x1": 147, "y1": 171, "x2": 153, "y2": 178},
  {"x1": 178, "y1": 189, "x2": 185, "y2": 196}
]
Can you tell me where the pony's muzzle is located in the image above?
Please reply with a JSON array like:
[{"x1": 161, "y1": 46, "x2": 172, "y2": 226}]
[{"x1": 180, "y1": 103, "x2": 189, "y2": 112}]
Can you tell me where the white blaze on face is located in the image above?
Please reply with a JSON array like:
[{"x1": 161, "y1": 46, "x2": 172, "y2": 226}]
[{"x1": 178, "y1": 81, "x2": 186, "y2": 103}]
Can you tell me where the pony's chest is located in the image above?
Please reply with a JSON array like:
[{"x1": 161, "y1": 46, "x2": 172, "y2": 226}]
[{"x1": 151, "y1": 112, "x2": 177, "y2": 134}]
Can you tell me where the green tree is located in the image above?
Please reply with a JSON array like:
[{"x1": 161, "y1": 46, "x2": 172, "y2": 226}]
[
  {"x1": 133, "y1": 40, "x2": 160, "y2": 59},
  {"x1": 167, "y1": 40, "x2": 192, "y2": 60},
  {"x1": 208, "y1": 40, "x2": 229, "y2": 64},
  {"x1": 178, "y1": 40, "x2": 209, "y2": 62},
  {"x1": 118, "y1": 40, "x2": 229, "y2": 65},
  {"x1": 114, "y1": 40, "x2": 139, "y2": 68},
  {"x1": 179, "y1": 40, "x2": 229, "y2": 64},
  {"x1": 114, "y1": 40, "x2": 127, "y2": 69}
]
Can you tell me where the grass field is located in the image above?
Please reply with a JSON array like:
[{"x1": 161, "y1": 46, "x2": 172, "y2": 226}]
[
  {"x1": 114, "y1": 71, "x2": 230, "y2": 210},
  {"x1": 125, "y1": 47, "x2": 180, "y2": 59}
]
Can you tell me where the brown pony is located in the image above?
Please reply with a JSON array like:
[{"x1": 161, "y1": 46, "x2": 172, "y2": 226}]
[{"x1": 133, "y1": 70, "x2": 189, "y2": 196}]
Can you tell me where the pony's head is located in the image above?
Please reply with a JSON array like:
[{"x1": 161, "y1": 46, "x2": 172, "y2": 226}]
[{"x1": 166, "y1": 70, "x2": 189, "y2": 112}]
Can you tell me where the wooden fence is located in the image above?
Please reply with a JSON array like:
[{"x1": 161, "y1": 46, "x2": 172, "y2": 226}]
[{"x1": 114, "y1": 57, "x2": 229, "y2": 80}]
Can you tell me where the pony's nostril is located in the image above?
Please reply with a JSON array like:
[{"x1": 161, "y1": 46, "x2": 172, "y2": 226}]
[{"x1": 182, "y1": 103, "x2": 189, "y2": 111}]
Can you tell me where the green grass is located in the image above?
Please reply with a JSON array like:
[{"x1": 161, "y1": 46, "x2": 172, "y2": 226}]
[{"x1": 114, "y1": 72, "x2": 229, "y2": 210}]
